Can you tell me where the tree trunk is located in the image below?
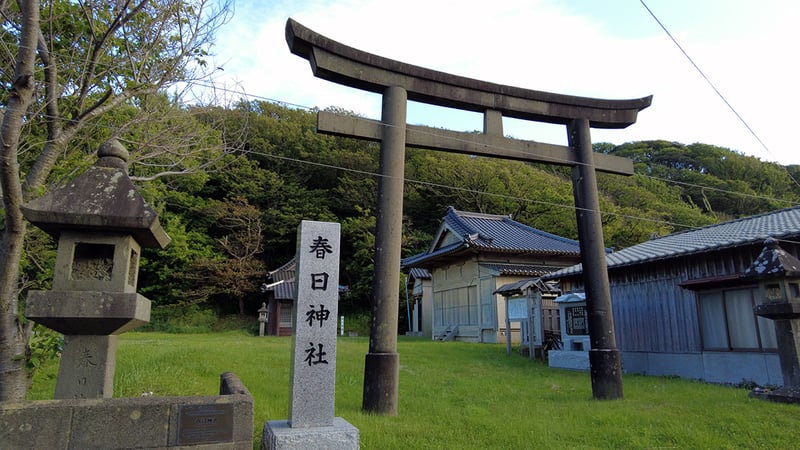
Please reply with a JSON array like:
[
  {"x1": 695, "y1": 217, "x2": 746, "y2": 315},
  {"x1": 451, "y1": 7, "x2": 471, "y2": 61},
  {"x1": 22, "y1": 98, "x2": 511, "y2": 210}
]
[
  {"x1": 0, "y1": 0, "x2": 40, "y2": 402},
  {"x1": 0, "y1": 225, "x2": 29, "y2": 401}
]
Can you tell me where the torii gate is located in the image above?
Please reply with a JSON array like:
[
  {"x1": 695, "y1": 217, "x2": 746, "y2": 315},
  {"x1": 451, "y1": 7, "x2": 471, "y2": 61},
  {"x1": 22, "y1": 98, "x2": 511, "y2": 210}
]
[{"x1": 286, "y1": 18, "x2": 651, "y2": 414}]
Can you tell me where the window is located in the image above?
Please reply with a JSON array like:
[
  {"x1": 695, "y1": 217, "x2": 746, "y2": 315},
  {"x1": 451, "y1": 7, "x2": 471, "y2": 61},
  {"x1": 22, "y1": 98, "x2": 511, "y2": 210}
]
[
  {"x1": 698, "y1": 287, "x2": 776, "y2": 351},
  {"x1": 279, "y1": 302, "x2": 293, "y2": 327}
]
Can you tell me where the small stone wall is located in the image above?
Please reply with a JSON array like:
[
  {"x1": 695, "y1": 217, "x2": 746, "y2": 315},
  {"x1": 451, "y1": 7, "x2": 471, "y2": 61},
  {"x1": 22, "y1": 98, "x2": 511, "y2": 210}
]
[{"x1": 0, "y1": 372, "x2": 253, "y2": 450}]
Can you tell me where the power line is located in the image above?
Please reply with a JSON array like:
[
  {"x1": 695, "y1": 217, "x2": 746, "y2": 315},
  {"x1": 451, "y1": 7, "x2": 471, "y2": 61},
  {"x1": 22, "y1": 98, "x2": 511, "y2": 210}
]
[
  {"x1": 187, "y1": 80, "x2": 798, "y2": 205},
  {"x1": 6, "y1": 35, "x2": 800, "y2": 227},
  {"x1": 639, "y1": 0, "x2": 800, "y2": 188},
  {"x1": 9, "y1": 28, "x2": 798, "y2": 202},
  {"x1": 239, "y1": 146, "x2": 741, "y2": 235},
  {"x1": 15, "y1": 65, "x2": 800, "y2": 217}
]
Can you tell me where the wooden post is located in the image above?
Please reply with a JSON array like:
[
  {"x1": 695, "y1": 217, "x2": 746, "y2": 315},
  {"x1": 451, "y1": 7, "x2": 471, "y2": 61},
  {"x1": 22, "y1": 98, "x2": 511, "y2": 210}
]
[
  {"x1": 505, "y1": 297, "x2": 512, "y2": 356},
  {"x1": 568, "y1": 118, "x2": 624, "y2": 400}
]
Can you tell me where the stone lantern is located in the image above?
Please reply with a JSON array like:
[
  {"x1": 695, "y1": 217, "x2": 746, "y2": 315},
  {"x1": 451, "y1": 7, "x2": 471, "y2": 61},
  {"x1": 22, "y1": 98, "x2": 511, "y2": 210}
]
[
  {"x1": 258, "y1": 302, "x2": 268, "y2": 336},
  {"x1": 21, "y1": 140, "x2": 170, "y2": 399},
  {"x1": 743, "y1": 238, "x2": 800, "y2": 403}
]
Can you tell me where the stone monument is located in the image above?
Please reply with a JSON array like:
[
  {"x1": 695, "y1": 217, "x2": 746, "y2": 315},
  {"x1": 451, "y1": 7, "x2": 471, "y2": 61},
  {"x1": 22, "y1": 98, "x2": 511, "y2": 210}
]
[
  {"x1": 22, "y1": 139, "x2": 169, "y2": 399},
  {"x1": 0, "y1": 140, "x2": 253, "y2": 448},
  {"x1": 262, "y1": 220, "x2": 359, "y2": 450},
  {"x1": 259, "y1": 302, "x2": 269, "y2": 336},
  {"x1": 745, "y1": 239, "x2": 800, "y2": 403}
]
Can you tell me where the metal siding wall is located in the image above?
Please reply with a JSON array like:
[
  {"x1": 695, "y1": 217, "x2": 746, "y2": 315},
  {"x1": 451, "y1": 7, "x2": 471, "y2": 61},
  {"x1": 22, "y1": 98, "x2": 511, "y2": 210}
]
[
  {"x1": 606, "y1": 247, "x2": 772, "y2": 354},
  {"x1": 610, "y1": 275, "x2": 699, "y2": 353}
]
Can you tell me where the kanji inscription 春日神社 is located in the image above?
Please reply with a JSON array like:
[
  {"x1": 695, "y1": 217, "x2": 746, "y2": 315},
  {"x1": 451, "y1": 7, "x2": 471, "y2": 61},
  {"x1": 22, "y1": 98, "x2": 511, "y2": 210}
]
[{"x1": 288, "y1": 221, "x2": 341, "y2": 428}]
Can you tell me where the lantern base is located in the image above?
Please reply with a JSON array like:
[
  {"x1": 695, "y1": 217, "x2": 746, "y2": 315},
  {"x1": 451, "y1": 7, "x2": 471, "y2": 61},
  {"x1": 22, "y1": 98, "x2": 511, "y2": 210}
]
[{"x1": 749, "y1": 386, "x2": 800, "y2": 404}]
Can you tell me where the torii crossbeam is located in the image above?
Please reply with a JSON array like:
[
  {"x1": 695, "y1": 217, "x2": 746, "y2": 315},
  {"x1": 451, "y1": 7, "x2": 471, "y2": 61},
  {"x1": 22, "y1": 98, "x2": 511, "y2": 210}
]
[{"x1": 286, "y1": 18, "x2": 651, "y2": 413}]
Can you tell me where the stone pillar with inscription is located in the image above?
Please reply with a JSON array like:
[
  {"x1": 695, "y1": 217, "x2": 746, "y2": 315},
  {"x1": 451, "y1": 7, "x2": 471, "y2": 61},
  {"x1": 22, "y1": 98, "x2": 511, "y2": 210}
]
[
  {"x1": 262, "y1": 221, "x2": 359, "y2": 450},
  {"x1": 21, "y1": 140, "x2": 170, "y2": 399}
]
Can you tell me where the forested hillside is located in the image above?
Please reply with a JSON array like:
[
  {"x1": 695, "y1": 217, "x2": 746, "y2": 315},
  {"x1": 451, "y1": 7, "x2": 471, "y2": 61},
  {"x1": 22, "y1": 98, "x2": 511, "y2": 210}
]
[{"x1": 23, "y1": 101, "x2": 800, "y2": 320}]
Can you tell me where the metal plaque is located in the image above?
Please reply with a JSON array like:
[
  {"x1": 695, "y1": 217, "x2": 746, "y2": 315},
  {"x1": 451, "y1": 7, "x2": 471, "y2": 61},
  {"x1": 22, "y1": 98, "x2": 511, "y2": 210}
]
[
  {"x1": 177, "y1": 403, "x2": 234, "y2": 445},
  {"x1": 565, "y1": 305, "x2": 588, "y2": 336}
]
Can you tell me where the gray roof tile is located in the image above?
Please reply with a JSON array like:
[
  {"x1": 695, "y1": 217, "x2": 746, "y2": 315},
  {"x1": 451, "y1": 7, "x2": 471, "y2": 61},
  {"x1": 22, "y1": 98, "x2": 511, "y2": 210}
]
[
  {"x1": 402, "y1": 207, "x2": 582, "y2": 268},
  {"x1": 547, "y1": 205, "x2": 800, "y2": 278}
]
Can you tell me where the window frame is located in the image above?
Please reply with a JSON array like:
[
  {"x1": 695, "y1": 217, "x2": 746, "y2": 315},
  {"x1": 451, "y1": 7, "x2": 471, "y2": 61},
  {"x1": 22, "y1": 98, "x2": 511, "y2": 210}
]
[{"x1": 696, "y1": 285, "x2": 777, "y2": 353}]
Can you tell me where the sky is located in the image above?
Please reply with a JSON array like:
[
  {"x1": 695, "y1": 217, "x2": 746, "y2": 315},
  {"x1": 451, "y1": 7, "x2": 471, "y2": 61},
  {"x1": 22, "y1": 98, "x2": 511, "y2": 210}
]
[{"x1": 207, "y1": 0, "x2": 800, "y2": 165}]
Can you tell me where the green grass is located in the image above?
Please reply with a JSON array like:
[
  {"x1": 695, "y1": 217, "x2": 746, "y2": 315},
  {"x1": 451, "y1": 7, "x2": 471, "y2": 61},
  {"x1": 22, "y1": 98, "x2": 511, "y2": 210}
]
[{"x1": 29, "y1": 332, "x2": 799, "y2": 449}]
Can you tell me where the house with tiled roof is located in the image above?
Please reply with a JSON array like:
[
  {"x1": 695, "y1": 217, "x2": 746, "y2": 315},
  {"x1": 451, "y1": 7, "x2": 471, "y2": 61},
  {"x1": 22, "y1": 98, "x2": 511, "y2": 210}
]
[
  {"x1": 262, "y1": 257, "x2": 296, "y2": 336},
  {"x1": 544, "y1": 205, "x2": 800, "y2": 386},
  {"x1": 401, "y1": 207, "x2": 584, "y2": 343}
]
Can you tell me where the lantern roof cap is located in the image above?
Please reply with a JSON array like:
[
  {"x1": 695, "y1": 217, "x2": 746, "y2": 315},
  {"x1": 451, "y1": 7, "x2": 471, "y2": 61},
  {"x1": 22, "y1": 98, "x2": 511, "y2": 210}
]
[
  {"x1": 20, "y1": 140, "x2": 170, "y2": 248},
  {"x1": 742, "y1": 238, "x2": 800, "y2": 280}
]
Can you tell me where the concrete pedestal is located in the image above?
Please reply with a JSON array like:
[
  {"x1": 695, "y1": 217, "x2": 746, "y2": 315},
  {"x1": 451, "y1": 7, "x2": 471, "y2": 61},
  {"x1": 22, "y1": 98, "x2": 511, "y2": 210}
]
[
  {"x1": 262, "y1": 417, "x2": 359, "y2": 450},
  {"x1": 548, "y1": 349, "x2": 590, "y2": 371}
]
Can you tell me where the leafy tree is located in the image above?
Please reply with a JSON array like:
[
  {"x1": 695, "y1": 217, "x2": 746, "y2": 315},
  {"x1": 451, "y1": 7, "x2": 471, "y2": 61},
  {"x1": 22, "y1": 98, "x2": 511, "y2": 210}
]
[
  {"x1": 340, "y1": 206, "x2": 376, "y2": 312},
  {"x1": 0, "y1": 0, "x2": 232, "y2": 400},
  {"x1": 182, "y1": 197, "x2": 266, "y2": 315},
  {"x1": 137, "y1": 212, "x2": 218, "y2": 306}
]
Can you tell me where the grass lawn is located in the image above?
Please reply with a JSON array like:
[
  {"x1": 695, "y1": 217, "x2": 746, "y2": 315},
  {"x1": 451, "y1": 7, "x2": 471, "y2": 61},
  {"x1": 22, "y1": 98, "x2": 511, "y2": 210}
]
[{"x1": 30, "y1": 331, "x2": 799, "y2": 449}]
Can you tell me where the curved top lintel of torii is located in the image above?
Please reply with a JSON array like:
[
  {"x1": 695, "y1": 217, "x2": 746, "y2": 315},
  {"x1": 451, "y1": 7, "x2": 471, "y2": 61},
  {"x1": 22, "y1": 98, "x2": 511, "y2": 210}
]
[{"x1": 286, "y1": 18, "x2": 652, "y2": 129}]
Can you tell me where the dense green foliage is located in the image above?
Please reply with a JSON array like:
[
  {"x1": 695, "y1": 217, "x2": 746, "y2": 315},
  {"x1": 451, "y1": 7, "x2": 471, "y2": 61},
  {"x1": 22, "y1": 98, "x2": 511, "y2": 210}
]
[
  {"x1": 18, "y1": 99, "x2": 797, "y2": 324},
  {"x1": 29, "y1": 333, "x2": 800, "y2": 449},
  {"x1": 119, "y1": 101, "x2": 800, "y2": 321}
]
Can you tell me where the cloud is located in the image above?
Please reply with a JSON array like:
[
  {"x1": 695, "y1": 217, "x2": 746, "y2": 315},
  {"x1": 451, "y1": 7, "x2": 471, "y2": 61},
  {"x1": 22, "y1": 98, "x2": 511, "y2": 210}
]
[{"x1": 211, "y1": 0, "x2": 800, "y2": 165}]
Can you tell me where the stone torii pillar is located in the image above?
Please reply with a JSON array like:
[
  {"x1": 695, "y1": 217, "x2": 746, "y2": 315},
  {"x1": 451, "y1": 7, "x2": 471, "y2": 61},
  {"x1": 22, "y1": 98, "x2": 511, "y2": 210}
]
[{"x1": 285, "y1": 18, "x2": 651, "y2": 409}]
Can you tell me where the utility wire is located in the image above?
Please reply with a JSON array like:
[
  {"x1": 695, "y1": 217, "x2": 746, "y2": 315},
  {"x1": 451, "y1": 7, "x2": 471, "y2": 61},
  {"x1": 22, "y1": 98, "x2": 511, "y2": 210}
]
[
  {"x1": 187, "y1": 80, "x2": 798, "y2": 206},
  {"x1": 6, "y1": 37, "x2": 800, "y2": 230},
  {"x1": 639, "y1": 0, "x2": 800, "y2": 188},
  {"x1": 240, "y1": 146, "x2": 705, "y2": 233},
  {"x1": 24, "y1": 76, "x2": 799, "y2": 211}
]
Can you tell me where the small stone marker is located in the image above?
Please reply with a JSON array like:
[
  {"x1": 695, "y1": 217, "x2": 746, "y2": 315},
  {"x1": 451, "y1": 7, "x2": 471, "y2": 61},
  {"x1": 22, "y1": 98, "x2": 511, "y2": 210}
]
[{"x1": 262, "y1": 220, "x2": 359, "y2": 450}]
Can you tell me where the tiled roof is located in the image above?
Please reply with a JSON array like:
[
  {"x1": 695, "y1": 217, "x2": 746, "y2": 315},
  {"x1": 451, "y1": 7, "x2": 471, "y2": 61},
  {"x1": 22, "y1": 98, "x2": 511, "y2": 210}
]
[
  {"x1": 408, "y1": 267, "x2": 431, "y2": 280},
  {"x1": 402, "y1": 207, "x2": 582, "y2": 269},
  {"x1": 546, "y1": 205, "x2": 800, "y2": 278},
  {"x1": 494, "y1": 278, "x2": 560, "y2": 296},
  {"x1": 447, "y1": 208, "x2": 582, "y2": 254},
  {"x1": 268, "y1": 257, "x2": 296, "y2": 282},
  {"x1": 267, "y1": 279, "x2": 296, "y2": 300},
  {"x1": 401, "y1": 241, "x2": 466, "y2": 268}
]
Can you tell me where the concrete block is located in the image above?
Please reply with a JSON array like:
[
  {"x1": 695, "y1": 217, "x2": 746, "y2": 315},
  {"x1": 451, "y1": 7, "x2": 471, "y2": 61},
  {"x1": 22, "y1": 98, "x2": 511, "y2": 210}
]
[
  {"x1": 262, "y1": 418, "x2": 359, "y2": 450},
  {"x1": 70, "y1": 398, "x2": 171, "y2": 449},
  {"x1": 548, "y1": 350, "x2": 590, "y2": 371},
  {"x1": 0, "y1": 400, "x2": 72, "y2": 450},
  {"x1": 26, "y1": 290, "x2": 151, "y2": 335},
  {"x1": 0, "y1": 373, "x2": 253, "y2": 449}
]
